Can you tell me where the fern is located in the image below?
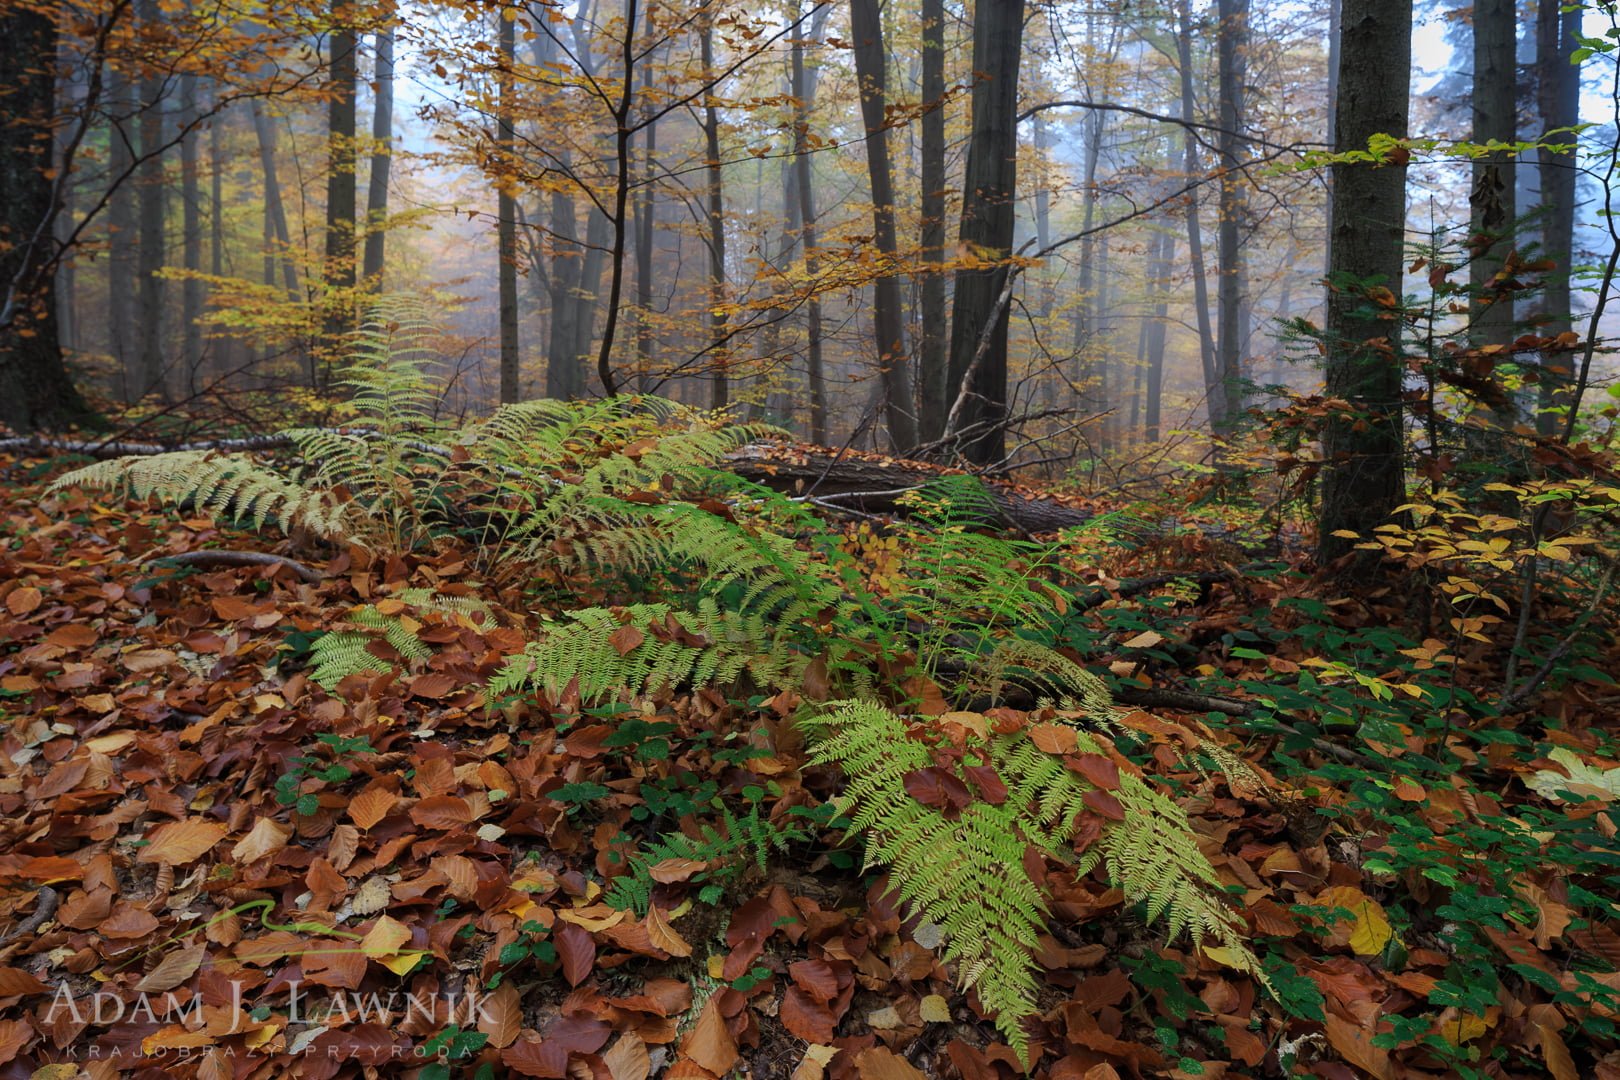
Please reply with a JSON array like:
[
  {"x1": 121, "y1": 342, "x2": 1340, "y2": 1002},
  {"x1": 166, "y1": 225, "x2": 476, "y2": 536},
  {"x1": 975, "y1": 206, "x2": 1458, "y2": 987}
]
[
  {"x1": 800, "y1": 700, "x2": 1265, "y2": 1058},
  {"x1": 603, "y1": 807, "x2": 808, "y2": 916},
  {"x1": 309, "y1": 588, "x2": 496, "y2": 689},
  {"x1": 489, "y1": 598, "x2": 803, "y2": 705}
]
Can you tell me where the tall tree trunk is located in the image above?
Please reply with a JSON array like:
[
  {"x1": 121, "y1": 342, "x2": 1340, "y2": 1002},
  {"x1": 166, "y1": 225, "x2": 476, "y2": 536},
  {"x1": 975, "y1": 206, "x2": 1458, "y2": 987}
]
[
  {"x1": 790, "y1": 9, "x2": 827, "y2": 443},
  {"x1": 1214, "y1": 0, "x2": 1248, "y2": 434},
  {"x1": 1145, "y1": 229, "x2": 1177, "y2": 443},
  {"x1": 632, "y1": 2, "x2": 658, "y2": 386},
  {"x1": 0, "y1": 1, "x2": 95, "y2": 431},
  {"x1": 136, "y1": 0, "x2": 167, "y2": 400},
  {"x1": 851, "y1": 0, "x2": 918, "y2": 449},
  {"x1": 944, "y1": 0, "x2": 1024, "y2": 465},
  {"x1": 180, "y1": 70, "x2": 204, "y2": 394},
  {"x1": 1318, "y1": 0, "x2": 1412, "y2": 566},
  {"x1": 321, "y1": 4, "x2": 358, "y2": 380},
  {"x1": 1536, "y1": 0, "x2": 1580, "y2": 434},
  {"x1": 1322, "y1": 0, "x2": 1340, "y2": 290},
  {"x1": 208, "y1": 84, "x2": 229, "y2": 379},
  {"x1": 701, "y1": 17, "x2": 729, "y2": 410},
  {"x1": 362, "y1": 23, "x2": 394, "y2": 287},
  {"x1": 1471, "y1": 0, "x2": 1517, "y2": 350},
  {"x1": 251, "y1": 102, "x2": 299, "y2": 301},
  {"x1": 1177, "y1": 0, "x2": 1219, "y2": 427},
  {"x1": 1075, "y1": 103, "x2": 1104, "y2": 420},
  {"x1": 497, "y1": 8, "x2": 520, "y2": 403},
  {"x1": 546, "y1": 178, "x2": 584, "y2": 399},
  {"x1": 916, "y1": 0, "x2": 947, "y2": 442},
  {"x1": 109, "y1": 65, "x2": 138, "y2": 400}
]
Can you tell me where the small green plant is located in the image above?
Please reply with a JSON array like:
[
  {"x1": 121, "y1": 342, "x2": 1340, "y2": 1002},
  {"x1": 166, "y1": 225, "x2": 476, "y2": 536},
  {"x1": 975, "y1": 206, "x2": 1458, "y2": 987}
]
[
  {"x1": 604, "y1": 806, "x2": 810, "y2": 915},
  {"x1": 272, "y1": 734, "x2": 375, "y2": 816}
]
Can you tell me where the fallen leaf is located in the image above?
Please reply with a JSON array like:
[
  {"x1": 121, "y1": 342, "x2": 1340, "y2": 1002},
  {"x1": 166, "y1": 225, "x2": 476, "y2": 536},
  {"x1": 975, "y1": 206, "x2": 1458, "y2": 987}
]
[
  {"x1": 680, "y1": 996, "x2": 738, "y2": 1075},
  {"x1": 230, "y1": 817, "x2": 291, "y2": 864},
  {"x1": 138, "y1": 818, "x2": 228, "y2": 865},
  {"x1": 135, "y1": 942, "x2": 206, "y2": 992},
  {"x1": 478, "y1": 982, "x2": 523, "y2": 1049}
]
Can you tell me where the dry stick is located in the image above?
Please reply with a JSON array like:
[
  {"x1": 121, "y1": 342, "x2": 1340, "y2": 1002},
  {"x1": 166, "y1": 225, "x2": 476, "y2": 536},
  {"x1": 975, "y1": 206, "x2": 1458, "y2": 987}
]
[
  {"x1": 149, "y1": 550, "x2": 324, "y2": 583},
  {"x1": 0, "y1": 887, "x2": 59, "y2": 946},
  {"x1": 1498, "y1": 556, "x2": 1618, "y2": 714}
]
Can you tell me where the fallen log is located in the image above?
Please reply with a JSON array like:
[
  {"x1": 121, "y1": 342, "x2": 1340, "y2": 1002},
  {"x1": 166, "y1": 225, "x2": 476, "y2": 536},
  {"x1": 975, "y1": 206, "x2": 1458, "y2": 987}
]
[{"x1": 724, "y1": 443, "x2": 1095, "y2": 533}]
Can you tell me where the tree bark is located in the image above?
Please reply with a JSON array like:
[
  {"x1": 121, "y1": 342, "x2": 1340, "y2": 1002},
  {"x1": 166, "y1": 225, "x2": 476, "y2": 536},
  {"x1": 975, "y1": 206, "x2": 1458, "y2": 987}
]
[
  {"x1": 1317, "y1": 0, "x2": 1411, "y2": 566},
  {"x1": 136, "y1": 0, "x2": 167, "y2": 400},
  {"x1": 251, "y1": 102, "x2": 300, "y2": 302},
  {"x1": 362, "y1": 24, "x2": 394, "y2": 288},
  {"x1": 1145, "y1": 229, "x2": 1176, "y2": 442},
  {"x1": 916, "y1": 0, "x2": 947, "y2": 442},
  {"x1": 944, "y1": 0, "x2": 1024, "y2": 465},
  {"x1": 1471, "y1": 0, "x2": 1517, "y2": 351},
  {"x1": 0, "y1": 2, "x2": 96, "y2": 431},
  {"x1": 701, "y1": 16, "x2": 729, "y2": 410},
  {"x1": 790, "y1": 11, "x2": 827, "y2": 443},
  {"x1": 850, "y1": 0, "x2": 918, "y2": 449},
  {"x1": 632, "y1": 2, "x2": 658, "y2": 386},
  {"x1": 497, "y1": 8, "x2": 520, "y2": 403},
  {"x1": 1214, "y1": 0, "x2": 1248, "y2": 433},
  {"x1": 1535, "y1": 0, "x2": 1580, "y2": 436},
  {"x1": 1176, "y1": 0, "x2": 1219, "y2": 427},
  {"x1": 320, "y1": 5, "x2": 359, "y2": 380},
  {"x1": 180, "y1": 70, "x2": 204, "y2": 394},
  {"x1": 108, "y1": 62, "x2": 138, "y2": 400}
]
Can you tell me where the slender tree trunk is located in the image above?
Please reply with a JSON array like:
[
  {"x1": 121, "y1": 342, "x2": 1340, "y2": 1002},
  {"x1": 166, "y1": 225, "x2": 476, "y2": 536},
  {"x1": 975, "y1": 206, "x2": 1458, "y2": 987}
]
[
  {"x1": 632, "y1": 2, "x2": 658, "y2": 386},
  {"x1": 497, "y1": 8, "x2": 520, "y2": 403},
  {"x1": 1471, "y1": 0, "x2": 1517, "y2": 350},
  {"x1": 209, "y1": 84, "x2": 229, "y2": 378},
  {"x1": 321, "y1": 5, "x2": 358, "y2": 379},
  {"x1": 590, "y1": 0, "x2": 639, "y2": 396},
  {"x1": 1318, "y1": 0, "x2": 1412, "y2": 566},
  {"x1": 180, "y1": 70, "x2": 204, "y2": 394},
  {"x1": 1536, "y1": 0, "x2": 1580, "y2": 435},
  {"x1": 1177, "y1": 0, "x2": 1219, "y2": 425},
  {"x1": 251, "y1": 102, "x2": 299, "y2": 301},
  {"x1": 1322, "y1": 0, "x2": 1340, "y2": 292},
  {"x1": 1075, "y1": 103, "x2": 1104, "y2": 420},
  {"x1": 790, "y1": 10, "x2": 826, "y2": 443},
  {"x1": 109, "y1": 65, "x2": 138, "y2": 400},
  {"x1": 136, "y1": 0, "x2": 167, "y2": 400},
  {"x1": 701, "y1": 17, "x2": 729, "y2": 410},
  {"x1": 944, "y1": 0, "x2": 1024, "y2": 465},
  {"x1": 1214, "y1": 0, "x2": 1248, "y2": 433},
  {"x1": 851, "y1": 0, "x2": 918, "y2": 449},
  {"x1": 0, "y1": 1, "x2": 95, "y2": 431},
  {"x1": 916, "y1": 0, "x2": 947, "y2": 442},
  {"x1": 1145, "y1": 230, "x2": 1176, "y2": 443},
  {"x1": 362, "y1": 23, "x2": 394, "y2": 288}
]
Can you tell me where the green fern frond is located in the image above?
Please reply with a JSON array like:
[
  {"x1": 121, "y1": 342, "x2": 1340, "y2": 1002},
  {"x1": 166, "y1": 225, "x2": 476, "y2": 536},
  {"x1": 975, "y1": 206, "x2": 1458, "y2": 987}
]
[
  {"x1": 603, "y1": 807, "x2": 806, "y2": 916},
  {"x1": 489, "y1": 598, "x2": 802, "y2": 705},
  {"x1": 800, "y1": 700, "x2": 1266, "y2": 1057},
  {"x1": 307, "y1": 588, "x2": 489, "y2": 690},
  {"x1": 50, "y1": 451, "x2": 372, "y2": 544}
]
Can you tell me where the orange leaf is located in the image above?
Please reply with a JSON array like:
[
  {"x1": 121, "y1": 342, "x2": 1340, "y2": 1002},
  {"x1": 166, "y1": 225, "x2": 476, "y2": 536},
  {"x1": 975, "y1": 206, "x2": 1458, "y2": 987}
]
[
  {"x1": 6, "y1": 587, "x2": 42, "y2": 615},
  {"x1": 679, "y1": 996, "x2": 738, "y2": 1076},
  {"x1": 231, "y1": 817, "x2": 292, "y2": 865},
  {"x1": 1029, "y1": 724, "x2": 1078, "y2": 754},
  {"x1": 138, "y1": 818, "x2": 227, "y2": 865},
  {"x1": 649, "y1": 857, "x2": 707, "y2": 884},
  {"x1": 348, "y1": 786, "x2": 399, "y2": 830},
  {"x1": 410, "y1": 795, "x2": 475, "y2": 830},
  {"x1": 478, "y1": 982, "x2": 523, "y2": 1049},
  {"x1": 609, "y1": 625, "x2": 646, "y2": 656},
  {"x1": 646, "y1": 905, "x2": 693, "y2": 958}
]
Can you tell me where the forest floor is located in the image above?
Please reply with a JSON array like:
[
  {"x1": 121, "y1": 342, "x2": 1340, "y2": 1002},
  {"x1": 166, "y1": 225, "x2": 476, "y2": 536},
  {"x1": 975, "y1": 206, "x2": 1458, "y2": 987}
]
[{"x1": 0, "y1": 451, "x2": 1616, "y2": 1080}]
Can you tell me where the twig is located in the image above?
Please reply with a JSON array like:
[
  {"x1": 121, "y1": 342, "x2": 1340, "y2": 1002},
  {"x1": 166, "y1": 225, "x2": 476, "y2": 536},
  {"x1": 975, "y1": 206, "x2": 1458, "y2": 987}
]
[
  {"x1": 149, "y1": 551, "x2": 324, "y2": 583},
  {"x1": 0, "y1": 887, "x2": 59, "y2": 946},
  {"x1": 1498, "y1": 557, "x2": 1618, "y2": 714}
]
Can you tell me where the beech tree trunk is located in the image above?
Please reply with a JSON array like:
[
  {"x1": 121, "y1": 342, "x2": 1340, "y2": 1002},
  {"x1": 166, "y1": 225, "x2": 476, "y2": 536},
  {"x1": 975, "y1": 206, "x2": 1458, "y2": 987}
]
[
  {"x1": 1471, "y1": 0, "x2": 1517, "y2": 351},
  {"x1": 108, "y1": 64, "x2": 138, "y2": 401},
  {"x1": 321, "y1": 6, "x2": 358, "y2": 379},
  {"x1": 362, "y1": 25, "x2": 394, "y2": 288},
  {"x1": 790, "y1": 11, "x2": 827, "y2": 443},
  {"x1": 1536, "y1": 0, "x2": 1580, "y2": 434},
  {"x1": 851, "y1": 0, "x2": 918, "y2": 450},
  {"x1": 180, "y1": 70, "x2": 204, "y2": 393},
  {"x1": 1177, "y1": 0, "x2": 1219, "y2": 426},
  {"x1": 1317, "y1": 0, "x2": 1411, "y2": 566},
  {"x1": 944, "y1": 0, "x2": 1024, "y2": 465},
  {"x1": 1145, "y1": 229, "x2": 1176, "y2": 443},
  {"x1": 0, "y1": 1, "x2": 95, "y2": 431},
  {"x1": 701, "y1": 18, "x2": 729, "y2": 410},
  {"x1": 916, "y1": 0, "x2": 947, "y2": 442},
  {"x1": 136, "y1": 0, "x2": 167, "y2": 400},
  {"x1": 1214, "y1": 0, "x2": 1248, "y2": 433},
  {"x1": 497, "y1": 9, "x2": 520, "y2": 403},
  {"x1": 251, "y1": 102, "x2": 299, "y2": 301}
]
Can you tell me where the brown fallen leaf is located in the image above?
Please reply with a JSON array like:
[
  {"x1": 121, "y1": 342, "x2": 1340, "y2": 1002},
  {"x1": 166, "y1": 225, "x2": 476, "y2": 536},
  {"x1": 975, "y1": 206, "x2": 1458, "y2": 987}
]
[
  {"x1": 646, "y1": 904, "x2": 693, "y2": 958},
  {"x1": 135, "y1": 942, "x2": 207, "y2": 992},
  {"x1": 679, "y1": 996, "x2": 738, "y2": 1076},
  {"x1": 230, "y1": 817, "x2": 291, "y2": 865},
  {"x1": 137, "y1": 818, "x2": 228, "y2": 865},
  {"x1": 477, "y1": 982, "x2": 522, "y2": 1050}
]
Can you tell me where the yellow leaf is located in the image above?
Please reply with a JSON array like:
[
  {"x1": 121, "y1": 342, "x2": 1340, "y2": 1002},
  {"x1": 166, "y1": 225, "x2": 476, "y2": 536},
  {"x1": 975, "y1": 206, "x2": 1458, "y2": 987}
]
[
  {"x1": 361, "y1": 915, "x2": 413, "y2": 959},
  {"x1": 1317, "y1": 885, "x2": 1394, "y2": 956},
  {"x1": 377, "y1": 950, "x2": 428, "y2": 976},
  {"x1": 919, "y1": 995, "x2": 951, "y2": 1023}
]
